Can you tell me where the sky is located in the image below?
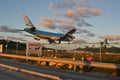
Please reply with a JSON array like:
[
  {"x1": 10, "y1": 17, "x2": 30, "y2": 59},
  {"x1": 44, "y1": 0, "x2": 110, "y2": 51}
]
[{"x1": 0, "y1": 0, "x2": 120, "y2": 43}]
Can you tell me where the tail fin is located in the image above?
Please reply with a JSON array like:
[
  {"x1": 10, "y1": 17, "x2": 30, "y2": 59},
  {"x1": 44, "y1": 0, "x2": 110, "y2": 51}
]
[{"x1": 23, "y1": 15, "x2": 35, "y2": 29}]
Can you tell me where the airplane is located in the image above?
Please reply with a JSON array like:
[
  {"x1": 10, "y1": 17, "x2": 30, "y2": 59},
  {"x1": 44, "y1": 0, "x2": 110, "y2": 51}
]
[{"x1": 23, "y1": 15, "x2": 76, "y2": 44}]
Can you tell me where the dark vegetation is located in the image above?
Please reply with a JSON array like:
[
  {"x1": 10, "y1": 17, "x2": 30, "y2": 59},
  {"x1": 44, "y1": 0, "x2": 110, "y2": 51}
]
[
  {"x1": 0, "y1": 39, "x2": 26, "y2": 52},
  {"x1": 1, "y1": 39, "x2": 120, "y2": 53},
  {"x1": 0, "y1": 39, "x2": 120, "y2": 63}
]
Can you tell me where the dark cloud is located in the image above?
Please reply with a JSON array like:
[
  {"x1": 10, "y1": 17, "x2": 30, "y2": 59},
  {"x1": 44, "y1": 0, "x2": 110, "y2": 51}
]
[
  {"x1": 0, "y1": 25, "x2": 21, "y2": 33},
  {"x1": 76, "y1": 19, "x2": 93, "y2": 27},
  {"x1": 58, "y1": 25, "x2": 76, "y2": 32},
  {"x1": 86, "y1": 32, "x2": 95, "y2": 37},
  {"x1": 75, "y1": 28, "x2": 89, "y2": 33},
  {"x1": 75, "y1": 28, "x2": 95, "y2": 37},
  {"x1": 49, "y1": 0, "x2": 76, "y2": 9}
]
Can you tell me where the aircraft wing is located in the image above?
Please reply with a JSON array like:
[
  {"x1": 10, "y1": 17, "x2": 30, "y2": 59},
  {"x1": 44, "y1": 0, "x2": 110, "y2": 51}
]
[
  {"x1": 65, "y1": 28, "x2": 76, "y2": 35},
  {"x1": 59, "y1": 28, "x2": 76, "y2": 44},
  {"x1": 63, "y1": 28, "x2": 76, "y2": 38}
]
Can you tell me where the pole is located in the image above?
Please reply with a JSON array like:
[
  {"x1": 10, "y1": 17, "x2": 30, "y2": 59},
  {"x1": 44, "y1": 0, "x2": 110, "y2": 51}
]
[
  {"x1": 5, "y1": 45, "x2": 7, "y2": 53},
  {"x1": 5, "y1": 39, "x2": 8, "y2": 53},
  {"x1": 100, "y1": 46, "x2": 102, "y2": 62},
  {"x1": 26, "y1": 42, "x2": 28, "y2": 61},
  {"x1": 16, "y1": 41, "x2": 18, "y2": 54},
  {"x1": 100, "y1": 42, "x2": 103, "y2": 62}
]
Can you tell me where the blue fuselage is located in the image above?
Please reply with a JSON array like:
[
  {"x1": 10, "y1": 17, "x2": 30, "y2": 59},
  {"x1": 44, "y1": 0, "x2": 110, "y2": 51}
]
[{"x1": 24, "y1": 28, "x2": 64, "y2": 38}]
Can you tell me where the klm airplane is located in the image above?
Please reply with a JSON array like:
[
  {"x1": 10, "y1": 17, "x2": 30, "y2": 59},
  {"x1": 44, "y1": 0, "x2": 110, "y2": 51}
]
[{"x1": 23, "y1": 15, "x2": 76, "y2": 44}]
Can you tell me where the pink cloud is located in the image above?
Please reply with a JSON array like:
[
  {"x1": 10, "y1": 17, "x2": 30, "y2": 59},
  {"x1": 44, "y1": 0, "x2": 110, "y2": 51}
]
[
  {"x1": 100, "y1": 35, "x2": 120, "y2": 41},
  {"x1": 72, "y1": 38, "x2": 87, "y2": 43}
]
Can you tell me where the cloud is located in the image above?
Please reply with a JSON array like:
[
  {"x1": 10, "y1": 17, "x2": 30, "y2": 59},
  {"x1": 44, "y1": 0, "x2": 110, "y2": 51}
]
[
  {"x1": 86, "y1": 32, "x2": 95, "y2": 37},
  {"x1": 0, "y1": 25, "x2": 21, "y2": 33},
  {"x1": 40, "y1": 21, "x2": 56, "y2": 29},
  {"x1": 58, "y1": 25, "x2": 76, "y2": 32},
  {"x1": 40, "y1": 16, "x2": 93, "y2": 34},
  {"x1": 64, "y1": 7, "x2": 102, "y2": 20},
  {"x1": 40, "y1": 16, "x2": 73, "y2": 25},
  {"x1": 7, "y1": 36, "x2": 25, "y2": 41},
  {"x1": 76, "y1": 19, "x2": 93, "y2": 27},
  {"x1": 75, "y1": 28, "x2": 95, "y2": 37},
  {"x1": 40, "y1": 0, "x2": 102, "y2": 40},
  {"x1": 99, "y1": 35, "x2": 120, "y2": 41},
  {"x1": 49, "y1": 0, "x2": 76, "y2": 9},
  {"x1": 40, "y1": 16, "x2": 74, "y2": 30},
  {"x1": 72, "y1": 38, "x2": 87, "y2": 43}
]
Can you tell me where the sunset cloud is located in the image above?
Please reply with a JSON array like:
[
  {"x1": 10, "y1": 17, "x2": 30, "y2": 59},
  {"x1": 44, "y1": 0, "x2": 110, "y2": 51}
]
[
  {"x1": 40, "y1": 16, "x2": 74, "y2": 30},
  {"x1": 40, "y1": 21, "x2": 56, "y2": 29},
  {"x1": 64, "y1": 7, "x2": 102, "y2": 20},
  {"x1": 72, "y1": 38, "x2": 87, "y2": 43},
  {"x1": 40, "y1": 16, "x2": 73, "y2": 25},
  {"x1": 100, "y1": 35, "x2": 120, "y2": 41},
  {"x1": 40, "y1": 0, "x2": 102, "y2": 39}
]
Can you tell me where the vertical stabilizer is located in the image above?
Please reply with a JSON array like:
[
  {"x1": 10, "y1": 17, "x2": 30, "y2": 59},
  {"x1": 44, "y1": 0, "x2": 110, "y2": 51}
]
[{"x1": 23, "y1": 15, "x2": 35, "y2": 29}]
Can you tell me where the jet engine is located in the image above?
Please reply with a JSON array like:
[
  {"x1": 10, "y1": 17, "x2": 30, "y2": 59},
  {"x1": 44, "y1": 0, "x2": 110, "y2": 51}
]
[
  {"x1": 66, "y1": 34, "x2": 75, "y2": 41},
  {"x1": 68, "y1": 34, "x2": 75, "y2": 39},
  {"x1": 59, "y1": 34, "x2": 75, "y2": 44},
  {"x1": 33, "y1": 36, "x2": 40, "y2": 41}
]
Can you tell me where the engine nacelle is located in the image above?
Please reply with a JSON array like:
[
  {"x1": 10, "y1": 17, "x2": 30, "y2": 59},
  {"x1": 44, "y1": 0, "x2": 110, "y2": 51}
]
[
  {"x1": 62, "y1": 34, "x2": 75, "y2": 42},
  {"x1": 68, "y1": 34, "x2": 75, "y2": 39},
  {"x1": 70, "y1": 35, "x2": 75, "y2": 39},
  {"x1": 33, "y1": 36, "x2": 40, "y2": 41},
  {"x1": 59, "y1": 34, "x2": 75, "y2": 44},
  {"x1": 65, "y1": 37, "x2": 72, "y2": 41}
]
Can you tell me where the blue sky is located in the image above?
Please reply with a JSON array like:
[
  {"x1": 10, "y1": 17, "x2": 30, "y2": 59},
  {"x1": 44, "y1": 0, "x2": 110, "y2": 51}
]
[{"x1": 0, "y1": 0, "x2": 120, "y2": 43}]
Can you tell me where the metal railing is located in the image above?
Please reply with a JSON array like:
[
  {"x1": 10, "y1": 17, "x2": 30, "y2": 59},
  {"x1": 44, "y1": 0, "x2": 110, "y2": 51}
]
[{"x1": 0, "y1": 54, "x2": 120, "y2": 70}]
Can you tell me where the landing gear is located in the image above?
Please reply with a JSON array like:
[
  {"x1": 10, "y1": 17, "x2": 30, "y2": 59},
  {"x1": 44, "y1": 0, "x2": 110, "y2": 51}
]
[
  {"x1": 58, "y1": 40, "x2": 61, "y2": 44},
  {"x1": 48, "y1": 39, "x2": 56, "y2": 44}
]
